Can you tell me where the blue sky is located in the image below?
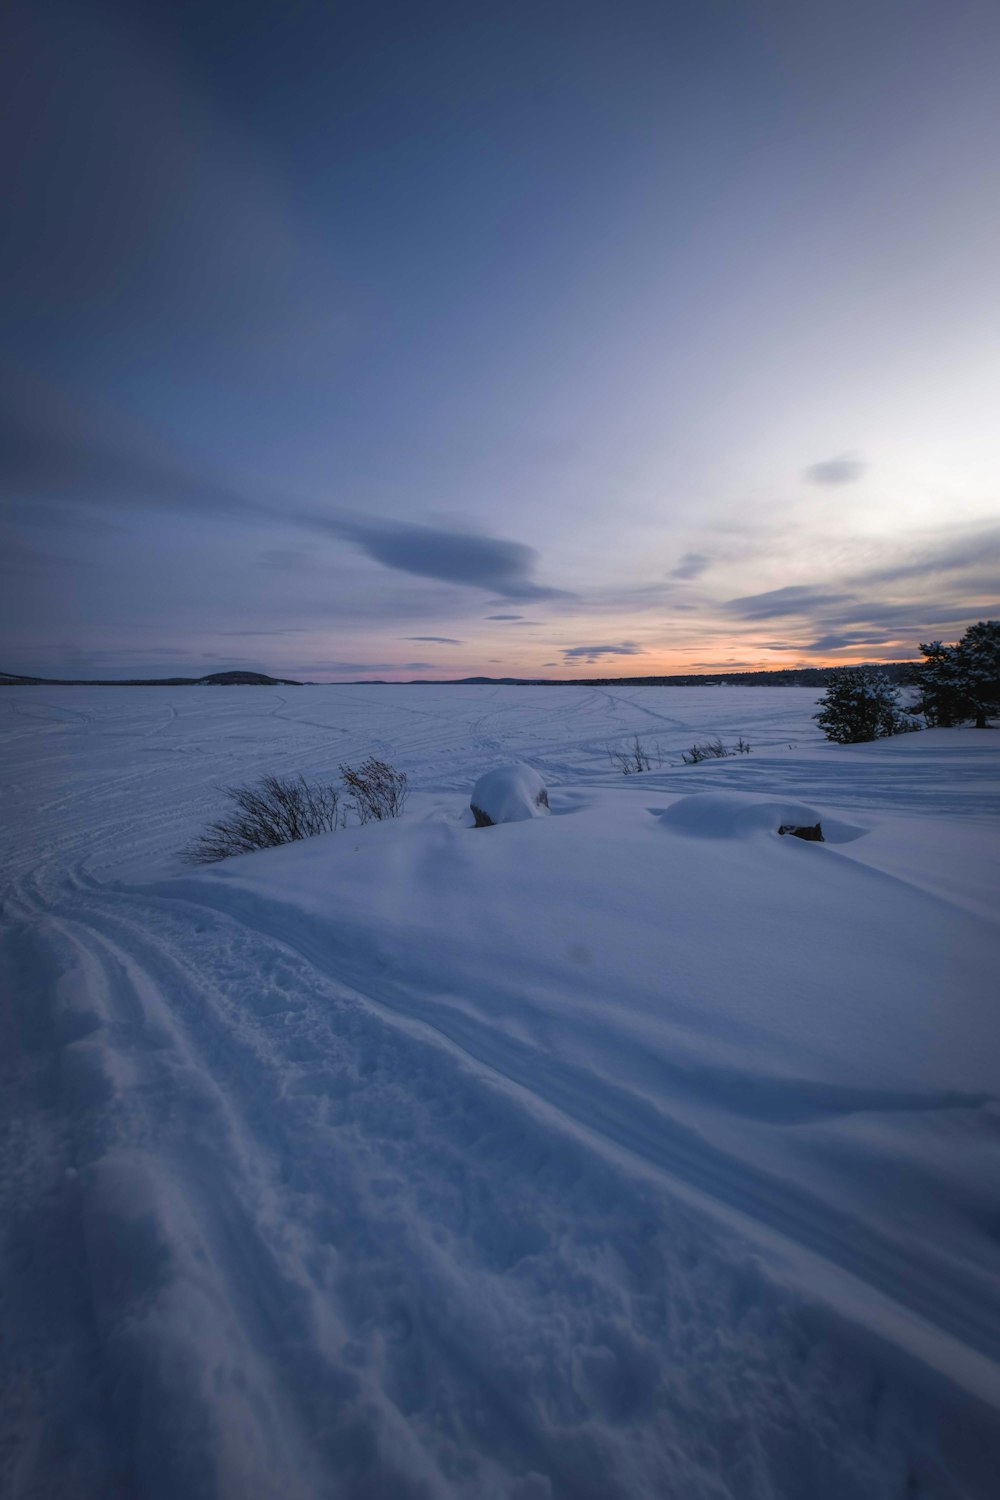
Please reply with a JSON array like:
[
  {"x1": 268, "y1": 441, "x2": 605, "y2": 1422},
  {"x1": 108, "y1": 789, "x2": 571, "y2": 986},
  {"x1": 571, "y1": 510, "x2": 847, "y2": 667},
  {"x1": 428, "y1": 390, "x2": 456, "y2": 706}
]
[{"x1": 2, "y1": 0, "x2": 998, "y2": 679}]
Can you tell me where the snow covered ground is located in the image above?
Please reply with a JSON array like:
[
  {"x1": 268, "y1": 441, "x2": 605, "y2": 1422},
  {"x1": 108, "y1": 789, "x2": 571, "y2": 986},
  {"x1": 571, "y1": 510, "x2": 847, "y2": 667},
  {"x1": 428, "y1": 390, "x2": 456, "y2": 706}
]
[{"x1": 2, "y1": 684, "x2": 999, "y2": 1499}]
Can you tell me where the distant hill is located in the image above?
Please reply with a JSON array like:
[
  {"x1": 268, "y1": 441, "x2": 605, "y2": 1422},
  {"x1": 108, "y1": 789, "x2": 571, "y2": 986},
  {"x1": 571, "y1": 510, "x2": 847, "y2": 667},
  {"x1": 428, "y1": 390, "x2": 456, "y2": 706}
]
[
  {"x1": 195, "y1": 671, "x2": 303, "y2": 686},
  {"x1": 0, "y1": 670, "x2": 302, "y2": 687}
]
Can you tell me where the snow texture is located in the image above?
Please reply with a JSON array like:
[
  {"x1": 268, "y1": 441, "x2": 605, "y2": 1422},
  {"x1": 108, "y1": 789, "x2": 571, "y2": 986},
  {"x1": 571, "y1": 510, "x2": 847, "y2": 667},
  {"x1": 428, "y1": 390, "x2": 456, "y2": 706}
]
[
  {"x1": 470, "y1": 762, "x2": 549, "y2": 825},
  {"x1": 2, "y1": 684, "x2": 999, "y2": 1499}
]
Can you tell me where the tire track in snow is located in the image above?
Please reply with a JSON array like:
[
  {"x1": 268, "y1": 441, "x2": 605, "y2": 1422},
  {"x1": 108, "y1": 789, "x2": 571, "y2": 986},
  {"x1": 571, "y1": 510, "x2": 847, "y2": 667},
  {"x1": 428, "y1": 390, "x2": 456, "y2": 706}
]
[{"x1": 594, "y1": 688, "x2": 696, "y2": 733}]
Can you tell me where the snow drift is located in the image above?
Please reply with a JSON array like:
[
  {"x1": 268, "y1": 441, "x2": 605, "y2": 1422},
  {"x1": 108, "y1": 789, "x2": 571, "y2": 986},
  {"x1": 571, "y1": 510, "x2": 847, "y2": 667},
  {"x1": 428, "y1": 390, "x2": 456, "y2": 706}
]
[{"x1": 658, "y1": 790, "x2": 869, "y2": 843}]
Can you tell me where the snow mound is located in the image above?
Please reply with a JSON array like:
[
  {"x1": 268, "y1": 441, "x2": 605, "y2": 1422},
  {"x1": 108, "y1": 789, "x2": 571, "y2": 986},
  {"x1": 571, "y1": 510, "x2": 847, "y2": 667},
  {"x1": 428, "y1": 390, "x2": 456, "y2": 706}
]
[
  {"x1": 657, "y1": 791, "x2": 868, "y2": 844},
  {"x1": 471, "y1": 762, "x2": 550, "y2": 826}
]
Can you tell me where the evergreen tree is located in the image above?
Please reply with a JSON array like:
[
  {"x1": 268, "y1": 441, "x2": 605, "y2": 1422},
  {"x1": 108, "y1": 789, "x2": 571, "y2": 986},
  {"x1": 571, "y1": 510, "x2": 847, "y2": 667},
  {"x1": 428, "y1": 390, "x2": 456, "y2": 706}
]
[
  {"x1": 917, "y1": 621, "x2": 1000, "y2": 728},
  {"x1": 915, "y1": 640, "x2": 965, "y2": 726},
  {"x1": 814, "y1": 666, "x2": 908, "y2": 744},
  {"x1": 957, "y1": 620, "x2": 1000, "y2": 728}
]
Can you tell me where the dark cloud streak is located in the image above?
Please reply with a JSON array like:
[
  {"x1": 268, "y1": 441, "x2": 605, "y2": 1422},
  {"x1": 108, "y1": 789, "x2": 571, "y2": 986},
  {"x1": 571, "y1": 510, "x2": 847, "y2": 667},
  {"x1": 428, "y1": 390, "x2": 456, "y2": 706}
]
[
  {"x1": 562, "y1": 642, "x2": 640, "y2": 663},
  {"x1": 317, "y1": 515, "x2": 567, "y2": 601},
  {"x1": 670, "y1": 552, "x2": 711, "y2": 580},
  {"x1": 724, "y1": 586, "x2": 856, "y2": 620},
  {"x1": 804, "y1": 455, "x2": 867, "y2": 486},
  {"x1": 850, "y1": 525, "x2": 1000, "y2": 587}
]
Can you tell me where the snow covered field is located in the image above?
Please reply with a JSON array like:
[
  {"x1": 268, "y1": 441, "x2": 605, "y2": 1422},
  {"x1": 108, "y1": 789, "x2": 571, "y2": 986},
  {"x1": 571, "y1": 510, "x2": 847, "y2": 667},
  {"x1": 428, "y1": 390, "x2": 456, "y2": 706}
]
[{"x1": 2, "y1": 684, "x2": 999, "y2": 1499}]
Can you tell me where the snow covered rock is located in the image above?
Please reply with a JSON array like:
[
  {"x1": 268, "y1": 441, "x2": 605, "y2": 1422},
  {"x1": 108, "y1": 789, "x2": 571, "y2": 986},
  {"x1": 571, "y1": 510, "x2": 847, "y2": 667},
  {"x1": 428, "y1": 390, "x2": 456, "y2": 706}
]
[
  {"x1": 470, "y1": 763, "x2": 550, "y2": 827},
  {"x1": 658, "y1": 792, "x2": 864, "y2": 844}
]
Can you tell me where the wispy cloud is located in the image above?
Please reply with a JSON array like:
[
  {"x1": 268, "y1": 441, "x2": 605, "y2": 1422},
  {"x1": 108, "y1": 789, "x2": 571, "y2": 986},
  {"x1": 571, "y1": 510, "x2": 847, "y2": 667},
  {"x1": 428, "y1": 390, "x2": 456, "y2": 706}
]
[
  {"x1": 804, "y1": 454, "x2": 867, "y2": 486},
  {"x1": 850, "y1": 524, "x2": 1000, "y2": 587},
  {"x1": 6, "y1": 500, "x2": 125, "y2": 535},
  {"x1": 1, "y1": 370, "x2": 567, "y2": 602},
  {"x1": 670, "y1": 552, "x2": 711, "y2": 580},
  {"x1": 803, "y1": 631, "x2": 901, "y2": 652},
  {"x1": 562, "y1": 642, "x2": 641, "y2": 663},
  {"x1": 0, "y1": 365, "x2": 249, "y2": 517},
  {"x1": 404, "y1": 635, "x2": 463, "y2": 644},
  {"x1": 758, "y1": 597, "x2": 998, "y2": 653},
  {"x1": 824, "y1": 601, "x2": 996, "y2": 629},
  {"x1": 723, "y1": 586, "x2": 855, "y2": 620}
]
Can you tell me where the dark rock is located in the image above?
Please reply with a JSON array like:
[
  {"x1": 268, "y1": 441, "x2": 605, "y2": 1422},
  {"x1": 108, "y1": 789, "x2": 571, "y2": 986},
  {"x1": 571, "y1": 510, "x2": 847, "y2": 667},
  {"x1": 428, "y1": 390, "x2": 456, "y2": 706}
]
[{"x1": 778, "y1": 822, "x2": 824, "y2": 842}]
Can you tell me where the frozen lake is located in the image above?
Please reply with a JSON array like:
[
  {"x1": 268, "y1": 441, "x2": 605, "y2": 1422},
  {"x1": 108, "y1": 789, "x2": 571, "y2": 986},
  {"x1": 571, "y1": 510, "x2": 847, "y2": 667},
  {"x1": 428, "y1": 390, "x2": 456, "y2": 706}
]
[
  {"x1": 3, "y1": 683, "x2": 842, "y2": 885},
  {"x1": 3, "y1": 685, "x2": 999, "y2": 1499}
]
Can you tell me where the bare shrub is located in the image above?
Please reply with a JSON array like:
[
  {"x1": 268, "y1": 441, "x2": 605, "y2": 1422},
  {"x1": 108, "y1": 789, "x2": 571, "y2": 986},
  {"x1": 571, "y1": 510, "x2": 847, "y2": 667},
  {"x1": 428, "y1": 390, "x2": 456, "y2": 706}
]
[
  {"x1": 680, "y1": 736, "x2": 750, "y2": 764},
  {"x1": 681, "y1": 737, "x2": 728, "y2": 764},
  {"x1": 609, "y1": 736, "x2": 656, "y2": 774},
  {"x1": 340, "y1": 757, "x2": 408, "y2": 824},
  {"x1": 184, "y1": 775, "x2": 341, "y2": 864}
]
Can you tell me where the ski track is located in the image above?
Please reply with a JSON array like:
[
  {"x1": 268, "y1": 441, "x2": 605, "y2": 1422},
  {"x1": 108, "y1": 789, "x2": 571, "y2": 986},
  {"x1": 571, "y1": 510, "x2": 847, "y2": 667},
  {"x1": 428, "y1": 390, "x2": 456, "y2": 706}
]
[
  {"x1": 50, "y1": 871, "x2": 1000, "y2": 1378},
  {"x1": 3, "y1": 685, "x2": 1000, "y2": 1499}
]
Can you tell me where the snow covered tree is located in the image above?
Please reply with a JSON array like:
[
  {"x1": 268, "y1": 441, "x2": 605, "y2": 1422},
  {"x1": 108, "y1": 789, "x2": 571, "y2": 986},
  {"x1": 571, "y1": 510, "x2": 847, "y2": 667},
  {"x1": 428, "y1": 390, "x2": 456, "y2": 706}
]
[
  {"x1": 917, "y1": 621, "x2": 1000, "y2": 728},
  {"x1": 814, "y1": 666, "x2": 908, "y2": 743},
  {"x1": 915, "y1": 640, "x2": 966, "y2": 727},
  {"x1": 955, "y1": 620, "x2": 1000, "y2": 727}
]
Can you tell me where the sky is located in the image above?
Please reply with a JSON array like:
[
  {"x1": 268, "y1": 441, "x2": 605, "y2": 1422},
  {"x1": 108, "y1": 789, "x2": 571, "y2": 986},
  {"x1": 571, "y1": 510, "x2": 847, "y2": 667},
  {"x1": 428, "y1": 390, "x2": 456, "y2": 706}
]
[{"x1": 2, "y1": 0, "x2": 999, "y2": 682}]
